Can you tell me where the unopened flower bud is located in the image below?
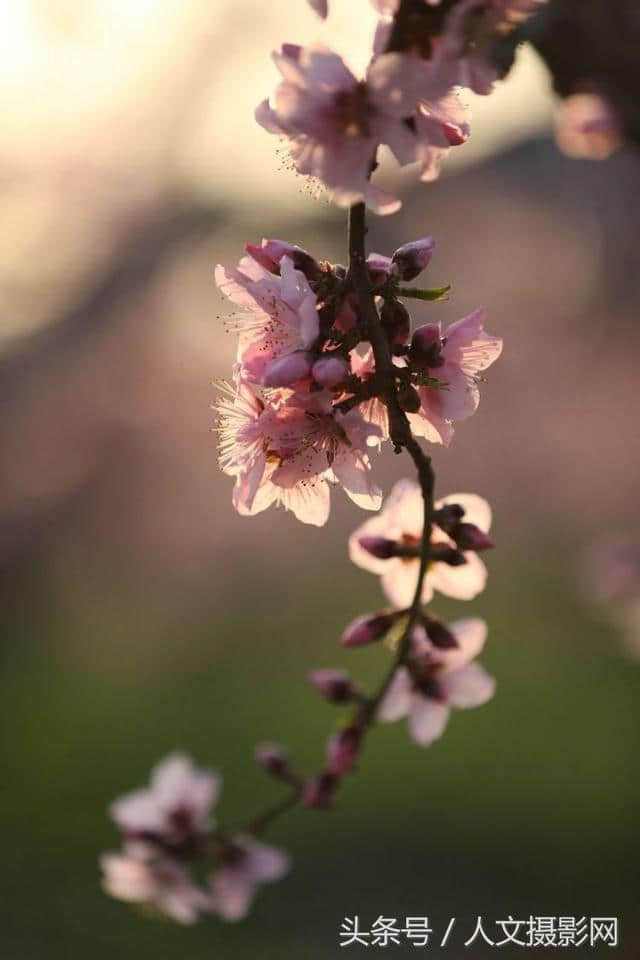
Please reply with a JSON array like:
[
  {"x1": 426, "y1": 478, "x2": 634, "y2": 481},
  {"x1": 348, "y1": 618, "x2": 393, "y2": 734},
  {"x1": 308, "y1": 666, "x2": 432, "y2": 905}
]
[
  {"x1": 433, "y1": 502, "x2": 465, "y2": 531},
  {"x1": 255, "y1": 742, "x2": 291, "y2": 779},
  {"x1": 409, "y1": 323, "x2": 443, "y2": 368},
  {"x1": 263, "y1": 350, "x2": 313, "y2": 387},
  {"x1": 452, "y1": 523, "x2": 495, "y2": 552},
  {"x1": 423, "y1": 618, "x2": 458, "y2": 650},
  {"x1": 312, "y1": 354, "x2": 349, "y2": 388},
  {"x1": 380, "y1": 299, "x2": 411, "y2": 345},
  {"x1": 302, "y1": 771, "x2": 338, "y2": 810},
  {"x1": 327, "y1": 726, "x2": 362, "y2": 775},
  {"x1": 366, "y1": 252, "x2": 392, "y2": 287},
  {"x1": 397, "y1": 382, "x2": 421, "y2": 413},
  {"x1": 308, "y1": 669, "x2": 355, "y2": 703},
  {"x1": 391, "y1": 237, "x2": 435, "y2": 282},
  {"x1": 358, "y1": 535, "x2": 399, "y2": 559},
  {"x1": 341, "y1": 611, "x2": 399, "y2": 648},
  {"x1": 429, "y1": 544, "x2": 467, "y2": 566},
  {"x1": 245, "y1": 238, "x2": 322, "y2": 279}
]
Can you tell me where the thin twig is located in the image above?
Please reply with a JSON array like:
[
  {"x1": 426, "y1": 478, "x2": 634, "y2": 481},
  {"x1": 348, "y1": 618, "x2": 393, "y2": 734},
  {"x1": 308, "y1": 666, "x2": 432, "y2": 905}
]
[{"x1": 238, "y1": 202, "x2": 436, "y2": 835}]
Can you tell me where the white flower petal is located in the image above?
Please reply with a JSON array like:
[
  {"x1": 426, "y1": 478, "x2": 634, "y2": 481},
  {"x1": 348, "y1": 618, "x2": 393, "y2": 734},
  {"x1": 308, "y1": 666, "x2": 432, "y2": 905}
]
[
  {"x1": 407, "y1": 698, "x2": 450, "y2": 746},
  {"x1": 376, "y1": 667, "x2": 413, "y2": 722},
  {"x1": 439, "y1": 662, "x2": 495, "y2": 708}
]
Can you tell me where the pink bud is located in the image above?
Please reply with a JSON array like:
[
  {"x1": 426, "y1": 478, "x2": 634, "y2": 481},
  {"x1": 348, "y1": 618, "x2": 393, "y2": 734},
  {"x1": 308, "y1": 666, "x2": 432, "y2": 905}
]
[
  {"x1": 327, "y1": 726, "x2": 361, "y2": 775},
  {"x1": 301, "y1": 772, "x2": 338, "y2": 810},
  {"x1": 245, "y1": 238, "x2": 322, "y2": 279},
  {"x1": 429, "y1": 544, "x2": 467, "y2": 566},
  {"x1": 308, "y1": 669, "x2": 355, "y2": 703},
  {"x1": 453, "y1": 523, "x2": 495, "y2": 552},
  {"x1": 409, "y1": 323, "x2": 443, "y2": 367},
  {"x1": 312, "y1": 355, "x2": 349, "y2": 388},
  {"x1": 366, "y1": 252, "x2": 392, "y2": 287},
  {"x1": 341, "y1": 611, "x2": 399, "y2": 648},
  {"x1": 358, "y1": 536, "x2": 398, "y2": 559},
  {"x1": 391, "y1": 237, "x2": 435, "y2": 281},
  {"x1": 380, "y1": 299, "x2": 410, "y2": 345},
  {"x1": 263, "y1": 351, "x2": 313, "y2": 387},
  {"x1": 255, "y1": 742, "x2": 291, "y2": 778},
  {"x1": 423, "y1": 618, "x2": 458, "y2": 650}
]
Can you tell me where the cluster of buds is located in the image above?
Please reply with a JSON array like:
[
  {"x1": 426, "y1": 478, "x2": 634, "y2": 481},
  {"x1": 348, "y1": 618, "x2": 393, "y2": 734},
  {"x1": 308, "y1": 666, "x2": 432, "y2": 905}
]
[{"x1": 215, "y1": 235, "x2": 501, "y2": 524}]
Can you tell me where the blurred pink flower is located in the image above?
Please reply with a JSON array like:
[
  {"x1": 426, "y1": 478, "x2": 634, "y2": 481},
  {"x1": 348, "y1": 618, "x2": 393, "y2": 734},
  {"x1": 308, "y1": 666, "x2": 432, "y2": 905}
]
[
  {"x1": 210, "y1": 836, "x2": 290, "y2": 922},
  {"x1": 349, "y1": 479, "x2": 491, "y2": 607},
  {"x1": 215, "y1": 254, "x2": 319, "y2": 385},
  {"x1": 100, "y1": 852, "x2": 213, "y2": 924},
  {"x1": 555, "y1": 92, "x2": 622, "y2": 160},
  {"x1": 110, "y1": 753, "x2": 220, "y2": 844},
  {"x1": 377, "y1": 617, "x2": 495, "y2": 745},
  {"x1": 408, "y1": 307, "x2": 502, "y2": 445},
  {"x1": 255, "y1": 44, "x2": 465, "y2": 213}
]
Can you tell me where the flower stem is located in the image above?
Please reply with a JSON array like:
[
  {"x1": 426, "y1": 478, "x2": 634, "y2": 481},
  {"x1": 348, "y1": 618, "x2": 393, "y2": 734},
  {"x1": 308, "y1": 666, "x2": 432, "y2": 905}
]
[{"x1": 237, "y1": 203, "x2": 436, "y2": 837}]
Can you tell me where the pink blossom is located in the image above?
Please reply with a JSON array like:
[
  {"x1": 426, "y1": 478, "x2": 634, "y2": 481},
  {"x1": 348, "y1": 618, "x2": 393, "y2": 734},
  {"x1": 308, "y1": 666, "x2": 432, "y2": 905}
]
[
  {"x1": 408, "y1": 307, "x2": 502, "y2": 445},
  {"x1": 555, "y1": 93, "x2": 622, "y2": 160},
  {"x1": 377, "y1": 617, "x2": 495, "y2": 745},
  {"x1": 210, "y1": 836, "x2": 290, "y2": 922},
  {"x1": 349, "y1": 479, "x2": 492, "y2": 608},
  {"x1": 110, "y1": 753, "x2": 220, "y2": 845},
  {"x1": 256, "y1": 44, "x2": 461, "y2": 214},
  {"x1": 215, "y1": 254, "x2": 319, "y2": 384},
  {"x1": 100, "y1": 852, "x2": 212, "y2": 924},
  {"x1": 215, "y1": 380, "x2": 382, "y2": 526}
]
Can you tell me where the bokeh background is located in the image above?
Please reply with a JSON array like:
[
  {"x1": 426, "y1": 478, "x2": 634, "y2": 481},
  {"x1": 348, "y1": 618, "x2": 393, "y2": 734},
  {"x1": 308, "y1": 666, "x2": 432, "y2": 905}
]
[{"x1": 1, "y1": 1, "x2": 639, "y2": 957}]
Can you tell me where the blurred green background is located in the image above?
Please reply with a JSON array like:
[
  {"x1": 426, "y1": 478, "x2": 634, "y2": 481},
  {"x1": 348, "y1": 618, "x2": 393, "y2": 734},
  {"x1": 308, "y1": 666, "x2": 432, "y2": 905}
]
[
  {"x1": 1, "y1": 1, "x2": 639, "y2": 957},
  {"x1": 3, "y1": 543, "x2": 639, "y2": 957}
]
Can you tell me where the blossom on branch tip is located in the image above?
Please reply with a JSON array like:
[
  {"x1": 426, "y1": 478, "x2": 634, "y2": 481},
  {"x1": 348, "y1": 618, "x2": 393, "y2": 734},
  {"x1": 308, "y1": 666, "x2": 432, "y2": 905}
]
[
  {"x1": 255, "y1": 43, "x2": 468, "y2": 213},
  {"x1": 209, "y1": 836, "x2": 290, "y2": 922},
  {"x1": 110, "y1": 753, "x2": 220, "y2": 846},
  {"x1": 349, "y1": 479, "x2": 492, "y2": 608},
  {"x1": 377, "y1": 617, "x2": 495, "y2": 745}
]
